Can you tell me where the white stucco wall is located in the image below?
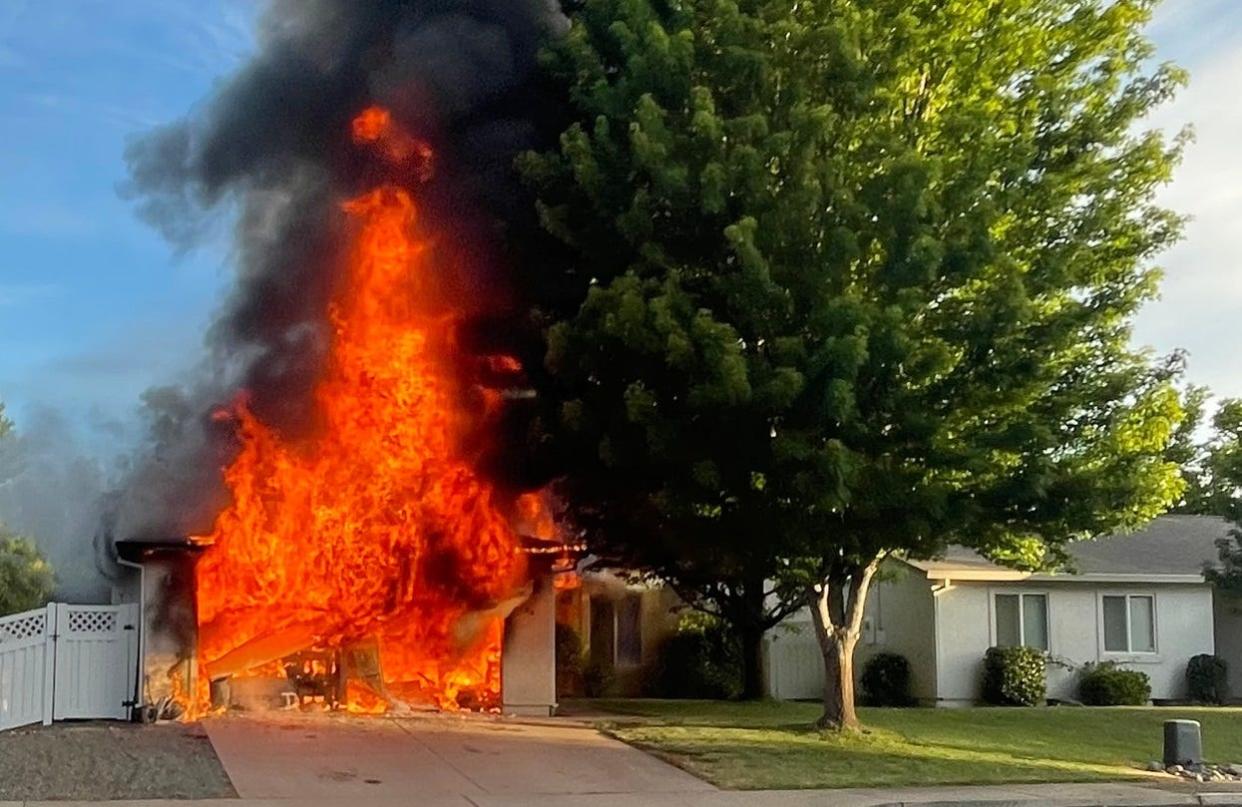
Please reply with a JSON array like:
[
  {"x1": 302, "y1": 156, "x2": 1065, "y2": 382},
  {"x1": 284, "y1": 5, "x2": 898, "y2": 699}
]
[
  {"x1": 502, "y1": 575, "x2": 556, "y2": 716},
  {"x1": 935, "y1": 581, "x2": 1215, "y2": 704},
  {"x1": 856, "y1": 565, "x2": 938, "y2": 702},
  {"x1": 1212, "y1": 593, "x2": 1242, "y2": 702}
]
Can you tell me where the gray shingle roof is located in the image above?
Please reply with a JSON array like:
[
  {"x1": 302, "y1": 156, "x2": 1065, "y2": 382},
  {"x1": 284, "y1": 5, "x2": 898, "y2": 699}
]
[
  {"x1": 924, "y1": 515, "x2": 1233, "y2": 579},
  {"x1": 1067, "y1": 515, "x2": 1232, "y2": 576}
]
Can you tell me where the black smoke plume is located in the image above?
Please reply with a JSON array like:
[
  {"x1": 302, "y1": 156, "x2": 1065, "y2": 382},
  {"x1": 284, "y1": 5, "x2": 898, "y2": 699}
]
[{"x1": 110, "y1": 0, "x2": 569, "y2": 545}]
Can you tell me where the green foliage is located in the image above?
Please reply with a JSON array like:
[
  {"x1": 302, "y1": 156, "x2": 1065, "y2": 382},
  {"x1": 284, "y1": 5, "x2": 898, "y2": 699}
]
[
  {"x1": 982, "y1": 646, "x2": 1046, "y2": 706},
  {"x1": 1186, "y1": 654, "x2": 1229, "y2": 705},
  {"x1": 527, "y1": 0, "x2": 1188, "y2": 721},
  {"x1": 1173, "y1": 395, "x2": 1242, "y2": 517},
  {"x1": 556, "y1": 622, "x2": 586, "y2": 696},
  {"x1": 1208, "y1": 532, "x2": 1242, "y2": 602},
  {"x1": 1078, "y1": 662, "x2": 1151, "y2": 706},
  {"x1": 653, "y1": 613, "x2": 743, "y2": 699},
  {"x1": 0, "y1": 529, "x2": 55, "y2": 616},
  {"x1": 583, "y1": 656, "x2": 616, "y2": 697},
  {"x1": 860, "y1": 652, "x2": 915, "y2": 707},
  {"x1": 1166, "y1": 384, "x2": 1210, "y2": 512},
  {"x1": 1174, "y1": 394, "x2": 1242, "y2": 599}
]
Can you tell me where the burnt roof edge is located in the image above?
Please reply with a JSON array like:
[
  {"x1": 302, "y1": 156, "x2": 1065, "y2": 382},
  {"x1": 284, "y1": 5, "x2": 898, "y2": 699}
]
[{"x1": 114, "y1": 538, "x2": 209, "y2": 563}]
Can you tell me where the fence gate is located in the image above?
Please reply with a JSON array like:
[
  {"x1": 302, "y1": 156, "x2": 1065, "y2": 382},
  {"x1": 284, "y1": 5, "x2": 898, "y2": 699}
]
[
  {"x1": 52, "y1": 604, "x2": 139, "y2": 721},
  {"x1": 0, "y1": 603, "x2": 139, "y2": 731}
]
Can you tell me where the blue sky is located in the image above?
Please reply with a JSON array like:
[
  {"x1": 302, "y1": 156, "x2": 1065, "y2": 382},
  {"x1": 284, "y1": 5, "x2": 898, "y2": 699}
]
[
  {"x1": 0, "y1": 0, "x2": 254, "y2": 451},
  {"x1": 0, "y1": 0, "x2": 1239, "y2": 453}
]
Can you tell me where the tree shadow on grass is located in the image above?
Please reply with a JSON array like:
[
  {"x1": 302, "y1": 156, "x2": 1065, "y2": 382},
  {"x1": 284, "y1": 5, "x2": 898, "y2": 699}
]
[{"x1": 612, "y1": 724, "x2": 1146, "y2": 790}]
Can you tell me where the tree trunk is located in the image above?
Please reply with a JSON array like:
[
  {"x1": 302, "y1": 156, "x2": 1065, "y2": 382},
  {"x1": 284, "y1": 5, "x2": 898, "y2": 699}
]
[
  {"x1": 815, "y1": 626, "x2": 860, "y2": 731},
  {"x1": 806, "y1": 559, "x2": 880, "y2": 732},
  {"x1": 739, "y1": 622, "x2": 766, "y2": 700},
  {"x1": 738, "y1": 575, "x2": 768, "y2": 700}
]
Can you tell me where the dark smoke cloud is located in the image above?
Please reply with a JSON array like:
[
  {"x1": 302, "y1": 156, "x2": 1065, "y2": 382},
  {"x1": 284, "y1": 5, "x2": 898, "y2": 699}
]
[{"x1": 111, "y1": 0, "x2": 568, "y2": 544}]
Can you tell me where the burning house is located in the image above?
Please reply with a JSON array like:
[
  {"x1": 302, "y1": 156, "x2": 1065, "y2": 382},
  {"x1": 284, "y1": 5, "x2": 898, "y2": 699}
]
[{"x1": 104, "y1": 1, "x2": 577, "y2": 719}]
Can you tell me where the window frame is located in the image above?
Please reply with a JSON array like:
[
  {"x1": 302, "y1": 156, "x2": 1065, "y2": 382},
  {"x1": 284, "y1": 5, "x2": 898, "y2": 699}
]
[
  {"x1": 1097, "y1": 592, "x2": 1159, "y2": 658},
  {"x1": 614, "y1": 592, "x2": 644, "y2": 668},
  {"x1": 585, "y1": 591, "x2": 645, "y2": 669},
  {"x1": 990, "y1": 590, "x2": 1052, "y2": 652}
]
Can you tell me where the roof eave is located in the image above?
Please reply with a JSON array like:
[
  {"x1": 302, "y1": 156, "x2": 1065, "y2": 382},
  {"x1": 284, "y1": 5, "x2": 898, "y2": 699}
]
[{"x1": 911, "y1": 564, "x2": 1206, "y2": 585}]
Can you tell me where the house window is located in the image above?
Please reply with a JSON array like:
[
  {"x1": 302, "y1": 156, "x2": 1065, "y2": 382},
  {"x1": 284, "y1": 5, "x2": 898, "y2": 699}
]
[
  {"x1": 588, "y1": 593, "x2": 644, "y2": 667},
  {"x1": 616, "y1": 594, "x2": 643, "y2": 667},
  {"x1": 588, "y1": 596, "x2": 615, "y2": 664},
  {"x1": 994, "y1": 593, "x2": 1048, "y2": 651},
  {"x1": 1102, "y1": 594, "x2": 1156, "y2": 653}
]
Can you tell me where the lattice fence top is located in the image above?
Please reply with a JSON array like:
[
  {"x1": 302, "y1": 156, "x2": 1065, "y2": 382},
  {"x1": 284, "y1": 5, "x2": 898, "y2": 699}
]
[
  {"x1": 66, "y1": 609, "x2": 117, "y2": 634},
  {"x1": 0, "y1": 610, "x2": 46, "y2": 644}
]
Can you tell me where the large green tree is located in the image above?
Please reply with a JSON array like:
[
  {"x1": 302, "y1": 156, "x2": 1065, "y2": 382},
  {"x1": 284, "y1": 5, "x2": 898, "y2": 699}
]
[
  {"x1": 1174, "y1": 395, "x2": 1242, "y2": 597},
  {"x1": 1166, "y1": 382, "x2": 1210, "y2": 512},
  {"x1": 523, "y1": 0, "x2": 1188, "y2": 727},
  {"x1": 0, "y1": 528, "x2": 55, "y2": 616},
  {"x1": 1177, "y1": 396, "x2": 1242, "y2": 517}
]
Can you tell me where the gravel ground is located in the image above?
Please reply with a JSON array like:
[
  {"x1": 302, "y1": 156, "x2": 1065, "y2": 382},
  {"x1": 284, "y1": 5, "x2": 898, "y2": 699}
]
[{"x1": 0, "y1": 721, "x2": 236, "y2": 801}]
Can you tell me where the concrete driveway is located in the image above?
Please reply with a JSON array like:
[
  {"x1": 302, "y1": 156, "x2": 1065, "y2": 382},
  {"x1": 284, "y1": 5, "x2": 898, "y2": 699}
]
[{"x1": 202, "y1": 712, "x2": 713, "y2": 805}]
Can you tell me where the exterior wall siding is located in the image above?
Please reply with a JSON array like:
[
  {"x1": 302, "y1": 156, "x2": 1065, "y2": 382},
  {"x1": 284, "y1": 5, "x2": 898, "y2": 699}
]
[
  {"x1": 1212, "y1": 593, "x2": 1242, "y2": 702},
  {"x1": 565, "y1": 574, "x2": 682, "y2": 697},
  {"x1": 855, "y1": 565, "x2": 938, "y2": 702},
  {"x1": 935, "y1": 580, "x2": 1215, "y2": 704}
]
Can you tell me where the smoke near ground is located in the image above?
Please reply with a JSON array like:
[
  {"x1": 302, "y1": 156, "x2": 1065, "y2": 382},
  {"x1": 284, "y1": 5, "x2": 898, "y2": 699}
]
[
  {"x1": 110, "y1": 0, "x2": 568, "y2": 545},
  {"x1": 0, "y1": 406, "x2": 116, "y2": 601}
]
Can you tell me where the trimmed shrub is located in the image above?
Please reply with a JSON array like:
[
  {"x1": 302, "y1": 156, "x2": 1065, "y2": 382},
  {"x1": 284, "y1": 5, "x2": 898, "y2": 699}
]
[
  {"x1": 1187, "y1": 654, "x2": 1229, "y2": 705},
  {"x1": 982, "y1": 646, "x2": 1046, "y2": 706},
  {"x1": 1079, "y1": 662, "x2": 1151, "y2": 706},
  {"x1": 582, "y1": 657, "x2": 615, "y2": 697},
  {"x1": 652, "y1": 614, "x2": 743, "y2": 699},
  {"x1": 861, "y1": 653, "x2": 916, "y2": 706}
]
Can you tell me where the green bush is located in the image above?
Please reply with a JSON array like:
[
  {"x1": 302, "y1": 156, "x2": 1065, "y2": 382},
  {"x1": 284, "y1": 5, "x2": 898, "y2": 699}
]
[
  {"x1": 982, "y1": 646, "x2": 1046, "y2": 706},
  {"x1": 1187, "y1": 654, "x2": 1229, "y2": 705},
  {"x1": 555, "y1": 623, "x2": 585, "y2": 697},
  {"x1": 1078, "y1": 662, "x2": 1151, "y2": 706},
  {"x1": 652, "y1": 614, "x2": 743, "y2": 699},
  {"x1": 0, "y1": 530, "x2": 55, "y2": 616},
  {"x1": 861, "y1": 652, "x2": 916, "y2": 706},
  {"x1": 582, "y1": 657, "x2": 615, "y2": 697}
]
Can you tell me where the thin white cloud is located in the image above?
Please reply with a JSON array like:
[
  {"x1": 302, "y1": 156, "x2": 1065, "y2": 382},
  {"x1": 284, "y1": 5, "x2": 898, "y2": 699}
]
[{"x1": 1134, "y1": 38, "x2": 1242, "y2": 400}]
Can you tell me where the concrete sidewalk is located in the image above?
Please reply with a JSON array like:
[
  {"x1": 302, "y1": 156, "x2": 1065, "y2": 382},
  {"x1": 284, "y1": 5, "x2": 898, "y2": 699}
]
[
  {"x1": 6, "y1": 782, "x2": 1242, "y2": 806},
  {"x1": 192, "y1": 713, "x2": 1242, "y2": 807},
  {"x1": 11, "y1": 711, "x2": 1241, "y2": 807}
]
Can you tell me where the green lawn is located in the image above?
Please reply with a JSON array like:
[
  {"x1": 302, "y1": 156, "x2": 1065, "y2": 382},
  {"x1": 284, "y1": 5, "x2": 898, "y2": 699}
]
[{"x1": 571, "y1": 699, "x2": 1242, "y2": 790}]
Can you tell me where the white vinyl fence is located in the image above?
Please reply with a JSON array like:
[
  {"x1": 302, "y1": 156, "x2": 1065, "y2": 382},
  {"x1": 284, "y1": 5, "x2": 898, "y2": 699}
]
[
  {"x1": 766, "y1": 628, "x2": 825, "y2": 700},
  {"x1": 0, "y1": 603, "x2": 139, "y2": 731}
]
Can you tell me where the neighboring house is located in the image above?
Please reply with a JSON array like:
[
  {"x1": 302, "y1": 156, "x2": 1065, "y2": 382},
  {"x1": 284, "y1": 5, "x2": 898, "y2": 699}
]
[
  {"x1": 767, "y1": 515, "x2": 1242, "y2": 705},
  {"x1": 555, "y1": 570, "x2": 682, "y2": 696}
]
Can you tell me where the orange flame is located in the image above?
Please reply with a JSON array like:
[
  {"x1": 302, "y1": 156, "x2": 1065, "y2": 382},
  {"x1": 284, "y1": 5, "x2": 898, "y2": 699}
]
[
  {"x1": 352, "y1": 104, "x2": 434, "y2": 177},
  {"x1": 192, "y1": 107, "x2": 528, "y2": 713}
]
